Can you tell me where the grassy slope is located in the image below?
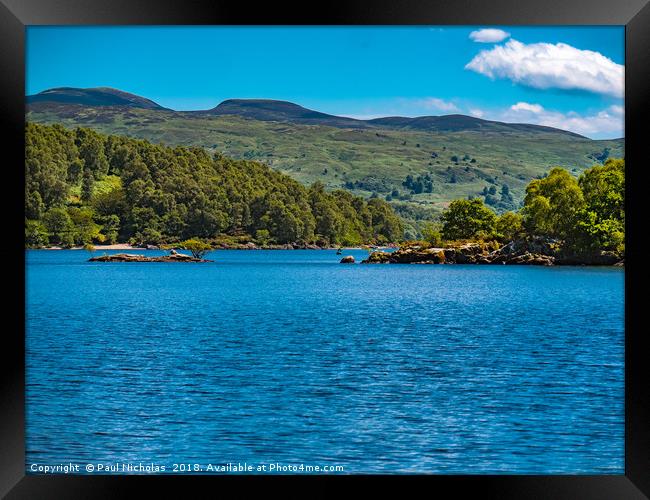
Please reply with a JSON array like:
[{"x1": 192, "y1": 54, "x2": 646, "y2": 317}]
[{"x1": 27, "y1": 105, "x2": 624, "y2": 219}]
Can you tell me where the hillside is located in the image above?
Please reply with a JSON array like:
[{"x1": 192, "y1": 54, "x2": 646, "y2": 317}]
[
  {"x1": 204, "y1": 99, "x2": 366, "y2": 128},
  {"x1": 27, "y1": 88, "x2": 624, "y2": 231},
  {"x1": 27, "y1": 87, "x2": 168, "y2": 110},
  {"x1": 25, "y1": 123, "x2": 403, "y2": 247}
]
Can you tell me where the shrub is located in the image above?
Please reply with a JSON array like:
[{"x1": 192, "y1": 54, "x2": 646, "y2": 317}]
[
  {"x1": 181, "y1": 238, "x2": 212, "y2": 259},
  {"x1": 421, "y1": 222, "x2": 443, "y2": 246}
]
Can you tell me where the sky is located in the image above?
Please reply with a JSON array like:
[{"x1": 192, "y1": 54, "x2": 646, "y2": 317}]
[{"x1": 26, "y1": 26, "x2": 624, "y2": 139}]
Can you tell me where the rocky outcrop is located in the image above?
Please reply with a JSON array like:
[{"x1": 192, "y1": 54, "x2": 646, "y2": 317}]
[
  {"x1": 490, "y1": 252, "x2": 555, "y2": 266},
  {"x1": 362, "y1": 251, "x2": 392, "y2": 264},
  {"x1": 339, "y1": 256, "x2": 355, "y2": 264},
  {"x1": 362, "y1": 242, "x2": 496, "y2": 265},
  {"x1": 89, "y1": 253, "x2": 210, "y2": 263},
  {"x1": 389, "y1": 247, "x2": 446, "y2": 264},
  {"x1": 361, "y1": 238, "x2": 623, "y2": 266},
  {"x1": 555, "y1": 251, "x2": 621, "y2": 266},
  {"x1": 293, "y1": 242, "x2": 322, "y2": 250}
]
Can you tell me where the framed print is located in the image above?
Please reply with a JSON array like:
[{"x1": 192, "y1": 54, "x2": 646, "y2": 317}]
[{"x1": 1, "y1": 0, "x2": 649, "y2": 497}]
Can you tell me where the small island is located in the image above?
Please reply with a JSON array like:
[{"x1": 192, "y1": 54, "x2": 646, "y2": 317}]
[
  {"x1": 89, "y1": 252, "x2": 210, "y2": 263},
  {"x1": 89, "y1": 241, "x2": 212, "y2": 263}
]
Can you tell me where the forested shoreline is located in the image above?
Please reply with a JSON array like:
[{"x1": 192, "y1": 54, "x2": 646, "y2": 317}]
[
  {"x1": 366, "y1": 157, "x2": 625, "y2": 265},
  {"x1": 25, "y1": 123, "x2": 624, "y2": 264},
  {"x1": 25, "y1": 123, "x2": 403, "y2": 248}
]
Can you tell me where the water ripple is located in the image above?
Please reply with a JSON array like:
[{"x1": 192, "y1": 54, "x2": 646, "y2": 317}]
[{"x1": 25, "y1": 250, "x2": 624, "y2": 473}]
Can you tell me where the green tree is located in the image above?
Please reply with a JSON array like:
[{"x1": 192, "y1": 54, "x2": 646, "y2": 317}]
[
  {"x1": 255, "y1": 229, "x2": 271, "y2": 245},
  {"x1": 25, "y1": 219, "x2": 49, "y2": 247},
  {"x1": 25, "y1": 190, "x2": 45, "y2": 220},
  {"x1": 75, "y1": 127, "x2": 109, "y2": 179},
  {"x1": 67, "y1": 158, "x2": 84, "y2": 184},
  {"x1": 309, "y1": 182, "x2": 344, "y2": 244},
  {"x1": 99, "y1": 214, "x2": 121, "y2": 244},
  {"x1": 522, "y1": 167, "x2": 585, "y2": 240},
  {"x1": 574, "y1": 211, "x2": 624, "y2": 253},
  {"x1": 367, "y1": 198, "x2": 404, "y2": 242},
  {"x1": 25, "y1": 123, "x2": 72, "y2": 210},
  {"x1": 441, "y1": 198, "x2": 497, "y2": 240},
  {"x1": 92, "y1": 186, "x2": 127, "y2": 220},
  {"x1": 496, "y1": 211, "x2": 524, "y2": 242},
  {"x1": 421, "y1": 222, "x2": 443, "y2": 246},
  {"x1": 68, "y1": 207, "x2": 102, "y2": 245},
  {"x1": 572, "y1": 159, "x2": 625, "y2": 253},
  {"x1": 81, "y1": 168, "x2": 94, "y2": 203},
  {"x1": 133, "y1": 227, "x2": 163, "y2": 246},
  {"x1": 181, "y1": 238, "x2": 212, "y2": 259},
  {"x1": 579, "y1": 158, "x2": 624, "y2": 223},
  {"x1": 43, "y1": 208, "x2": 75, "y2": 247}
]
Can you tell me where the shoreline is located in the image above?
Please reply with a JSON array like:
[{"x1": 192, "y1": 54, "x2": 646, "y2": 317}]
[
  {"x1": 35, "y1": 244, "x2": 395, "y2": 251},
  {"x1": 29, "y1": 242, "x2": 624, "y2": 267},
  {"x1": 361, "y1": 241, "x2": 624, "y2": 267}
]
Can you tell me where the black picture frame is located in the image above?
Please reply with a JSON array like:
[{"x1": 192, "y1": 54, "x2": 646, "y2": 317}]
[{"x1": 1, "y1": 1, "x2": 649, "y2": 497}]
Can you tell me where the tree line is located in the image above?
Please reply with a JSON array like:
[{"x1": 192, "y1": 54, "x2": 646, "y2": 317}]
[
  {"x1": 25, "y1": 122, "x2": 623, "y2": 257},
  {"x1": 25, "y1": 123, "x2": 403, "y2": 247},
  {"x1": 427, "y1": 159, "x2": 625, "y2": 257}
]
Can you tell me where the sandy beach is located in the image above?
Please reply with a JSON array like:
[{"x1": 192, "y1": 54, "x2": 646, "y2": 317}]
[
  {"x1": 90, "y1": 244, "x2": 145, "y2": 250},
  {"x1": 42, "y1": 243, "x2": 146, "y2": 251}
]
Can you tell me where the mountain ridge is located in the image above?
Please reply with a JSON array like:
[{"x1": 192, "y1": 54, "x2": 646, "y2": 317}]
[
  {"x1": 27, "y1": 87, "x2": 590, "y2": 139},
  {"x1": 27, "y1": 87, "x2": 169, "y2": 110},
  {"x1": 26, "y1": 86, "x2": 624, "y2": 225}
]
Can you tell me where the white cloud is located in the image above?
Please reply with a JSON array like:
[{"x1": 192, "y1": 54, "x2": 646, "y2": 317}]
[
  {"x1": 469, "y1": 29, "x2": 510, "y2": 43},
  {"x1": 609, "y1": 104, "x2": 624, "y2": 115},
  {"x1": 472, "y1": 102, "x2": 624, "y2": 138},
  {"x1": 465, "y1": 39, "x2": 624, "y2": 97},
  {"x1": 420, "y1": 97, "x2": 459, "y2": 113},
  {"x1": 510, "y1": 102, "x2": 544, "y2": 113}
]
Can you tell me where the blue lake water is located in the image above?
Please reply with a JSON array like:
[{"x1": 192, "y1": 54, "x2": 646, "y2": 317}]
[{"x1": 25, "y1": 249, "x2": 624, "y2": 474}]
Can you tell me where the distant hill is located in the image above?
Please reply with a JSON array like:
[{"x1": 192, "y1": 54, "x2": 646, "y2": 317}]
[
  {"x1": 26, "y1": 87, "x2": 624, "y2": 233},
  {"x1": 27, "y1": 87, "x2": 588, "y2": 138},
  {"x1": 202, "y1": 99, "x2": 367, "y2": 128},
  {"x1": 202, "y1": 101, "x2": 586, "y2": 137},
  {"x1": 368, "y1": 114, "x2": 586, "y2": 138},
  {"x1": 27, "y1": 87, "x2": 168, "y2": 110}
]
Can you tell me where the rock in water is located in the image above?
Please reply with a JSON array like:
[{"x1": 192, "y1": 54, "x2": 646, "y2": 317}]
[
  {"x1": 361, "y1": 251, "x2": 392, "y2": 264},
  {"x1": 89, "y1": 253, "x2": 209, "y2": 263},
  {"x1": 340, "y1": 256, "x2": 355, "y2": 264}
]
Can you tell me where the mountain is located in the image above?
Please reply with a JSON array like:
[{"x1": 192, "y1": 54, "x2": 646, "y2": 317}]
[
  {"x1": 368, "y1": 114, "x2": 586, "y2": 138},
  {"x1": 27, "y1": 87, "x2": 167, "y2": 110},
  {"x1": 25, "y1": 87, "x2": 624, "y2": 228},
  {"x1": 27, "y1": 87, "x2": 586, "y2": 138},
  {"x1": 204, "y1": 101, "x2": 586, "y2": 137},
  {"x1": 203, "y1": 99, "x2": 367, "y2": 128}
]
